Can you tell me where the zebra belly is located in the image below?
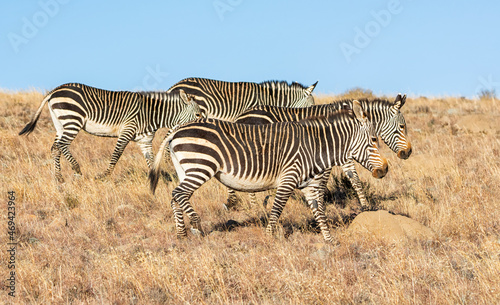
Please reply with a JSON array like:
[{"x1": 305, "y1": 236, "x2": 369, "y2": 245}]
[
  {"x1": 216, "y1": 172, "x2": 277, "y2": 192},
  {"x1": 84, "y1": 121, "x2": 122, "y2": 137}
]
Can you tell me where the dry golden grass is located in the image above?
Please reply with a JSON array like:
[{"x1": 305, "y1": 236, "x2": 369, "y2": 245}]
[{"x1": 0, "y1": 89, "x2": 499, "y2": 304}]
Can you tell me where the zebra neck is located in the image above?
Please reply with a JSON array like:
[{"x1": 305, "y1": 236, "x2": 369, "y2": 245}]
[
  {"x1": 308, "y1": 120, "x2": 355, "y2": 170},
  {"x1": 142, "y1": 96, "x2": 179, "y2": 129},
  {"x1": 357, "y1": 100, "x2": 391, "y2": 135}
]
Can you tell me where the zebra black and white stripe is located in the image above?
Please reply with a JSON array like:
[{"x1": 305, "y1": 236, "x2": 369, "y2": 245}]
[
  {"x1": 164, "y1": 77, "x2": 318, "y2": 206},
  {"x1": 235, "y1": 94, "x2": 412, "y2": 210},
  {"x1": 149, "y1": 101, "x2": 388, "y2": 243},
  {"x1": 19, "y1": 83, "x2": 203, "y2": 182},
  {"x1": 166, "y1": 77, "x2": 317, "y2": 121}
]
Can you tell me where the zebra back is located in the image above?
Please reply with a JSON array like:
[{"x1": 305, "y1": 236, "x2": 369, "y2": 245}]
[
  {"x1": 150, "y1": 104, "x2": 386, "y2": 194},
  {"x1": 235, "y1": 95, "x2": 411, "y2": 158},
  {"x1": 166, "y1": 77, "x2": 317, "y2": 121}
]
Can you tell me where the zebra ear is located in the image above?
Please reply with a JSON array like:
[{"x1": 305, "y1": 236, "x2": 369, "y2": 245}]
[
  {"x1": 394, "y1": 93, "x2": 407, "y2": 109},
  {"x1": 304, "y1": 81, "x2": 318, "y2": 96},
  {"x1": 341, "y1": 102, "x2": 351, "y2": 110},
  {"x1": 352, "y1": 100, "x2": 367, "y2": 121},
  {"x1": 179, "y1": 89, "x2": 190, "y2": 105}
]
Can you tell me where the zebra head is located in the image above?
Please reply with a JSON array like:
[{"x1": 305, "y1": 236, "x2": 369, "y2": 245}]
[
  {"x1": 178, "y1": 89, "x2": 206, "y2": 122},
  {"x1": 350, "y1": 100, "x2": 388, "y2": 179},
  {"x1": 293, "y1": 81, "x2": 318, "y2": 107},
  {"x1": 380, "y1": 93, "x2": 412, "y2": 160},
  {"x1": 259, "y1": 80, "x2": 317, "y2": 108}
]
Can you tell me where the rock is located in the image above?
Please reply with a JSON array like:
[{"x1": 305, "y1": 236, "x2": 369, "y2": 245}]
[{"x1": 346, "y1": 210, "x2": 437, "y2": 244}]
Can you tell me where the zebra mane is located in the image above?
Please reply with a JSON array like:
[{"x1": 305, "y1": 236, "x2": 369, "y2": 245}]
[
  {"x1": 259, "y1": 80, "x2": 308, "y2": 91},
  {"x1": 138, "y1": 90, "x2": 182, "y2": 102},
  {"x1": 335, "y1": 97, "x2": 396, "y2": 109},
  {"x1": 298, "y1": 109, "x2": 354, "y2": 125}
]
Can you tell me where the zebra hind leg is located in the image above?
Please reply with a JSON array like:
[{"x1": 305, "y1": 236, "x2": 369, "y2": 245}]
[
  {"x1": 56, "y1": 134, "x2": 82, "y2": 179},
  {"x1": 137, "y1": 135, "x2": 155, "y2": 168},
  {"x1": 51, "y1": 141, "x2": 64, "y2": 183},
  {"x1": 171, "y1": 197, "x2": 187, "y2": 237},
  {"x1": 171, "y1": 176, "x2": 209, "y2": 237},
  {"x1": 95, "y1": 129, "x2": 135, "y2": 180}
]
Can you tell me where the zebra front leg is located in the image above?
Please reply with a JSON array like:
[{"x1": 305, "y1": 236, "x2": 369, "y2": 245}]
[
  {"x1": 248, "y1": 192, "x2": 257, "y2": 206},
  {"x1": 226, "y1": 190, "x2": 258, "y2": 210},
  {"x1": 317, "y1": 168, "x2": 332, "y2": 215},
  {"x1": 266, "y1": 182, "x2": 296, "y2": 237},
  {"x1": 341, "y1": 160, "x2": 369, "y2": 211},
  {"x1": 95, "y1": 129, "x2": 135, "y2": 180},
  {"x1": 224, "y1": 188, "x2": 238, "y2": 209}
]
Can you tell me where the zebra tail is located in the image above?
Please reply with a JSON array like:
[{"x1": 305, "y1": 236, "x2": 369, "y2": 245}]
[
  {"x1": 19, "y1": 92, "x2": 52, "y2": 136},
  {"x1": 149, "y1": 126, "x2": 179, "y2": 194}
]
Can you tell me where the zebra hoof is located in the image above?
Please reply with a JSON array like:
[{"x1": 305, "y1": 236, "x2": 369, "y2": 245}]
[
  {"x1": 190, "y1": 228, "x2": 205, "y2": 237},
  {"x1": 325, "y1": 238, "x2": 340, "y2": 247},
  {"x1": 55, "y1": 175, "x2": 65, "y2": 183},
  {"x1": 94, "y1": 173, "x2": 109, "y2": 181},
  {"x1": 222, "y1": 202, "x2": 239, "y2": 211}
]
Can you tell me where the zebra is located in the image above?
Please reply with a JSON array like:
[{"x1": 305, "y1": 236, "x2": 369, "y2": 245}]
[
  {"x1": 19, "y1": 83, "x2": 203, "y2": 182},
  {"x1": 166, "y1": 77, "x2": 318, "y2": 206},
  {"x1": 166, "y1": 77, "x2": 317, "y2": 121},
  {"x1": 149, "y1": 101, "x2": 388, "y2": 243},
  {"x1": 234, "y1": 94, "x2": 412, "y2": 210}
]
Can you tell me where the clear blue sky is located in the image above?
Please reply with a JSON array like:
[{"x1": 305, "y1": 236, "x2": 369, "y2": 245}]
[{"x1": 1, "y1": 1, "x2": 499, "y2": 97}]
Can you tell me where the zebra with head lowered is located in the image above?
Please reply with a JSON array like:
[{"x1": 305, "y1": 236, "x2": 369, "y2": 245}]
[
  {"x1": 19, "y1": 83, "x2": 203, "y2": 182},
  {"x1": 235, "y1": 94, "x2": 412, "y2": 210},
  {"x1": 149, "y1": 101, "x2": 388, "y2": 243},
  {"x1": 167, "y1": 77, "x2": 317, "y2": 121}
]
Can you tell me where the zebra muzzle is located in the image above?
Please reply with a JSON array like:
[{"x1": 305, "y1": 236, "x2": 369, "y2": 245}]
[
  {"x1": 397, "y1": 144, "x2": 412, "y2": 160},
  {"x1": 372, "y1": 158, "x2": 388, "y2": 179}
]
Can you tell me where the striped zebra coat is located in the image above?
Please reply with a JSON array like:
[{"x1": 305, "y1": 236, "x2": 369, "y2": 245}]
[
  {"x1": 149, "y1": 101, "x2": 388, "y2": 242},
  {"x1": 166, "y1": 77, "x2": 317, "y2": 121},
  {"x1": 164, "y1": 77, "x2": 318, "y2": 207},
  {"x1": 234, "y1": 94, "x2": 412, "y2": 210},
  {"x1": 19, "y1": 83, "x2": 203, "y2": 182}
]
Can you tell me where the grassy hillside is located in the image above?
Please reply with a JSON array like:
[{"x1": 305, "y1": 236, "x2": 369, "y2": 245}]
[{"x1": 0, "y1": 89, "x2": 499, "y2": 304}]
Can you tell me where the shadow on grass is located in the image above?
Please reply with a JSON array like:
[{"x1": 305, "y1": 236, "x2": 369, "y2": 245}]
[
  {"x1": 209, "y1": 173, "x2": 404, "y2": 238},
  {"x1": 208, "y1": 210, "x2": 360, "y2": 239},
  {"x1": 324, "y1": 174, "x2": 399, "y2": 211}
]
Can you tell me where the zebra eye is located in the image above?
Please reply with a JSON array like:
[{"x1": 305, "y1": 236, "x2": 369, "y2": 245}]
[
  {"x1": 371, "y1": 137, "x2": 378, "y2": 142},
  {"x1": 399, "y1": 124, "x2": 405, "y2": 129}
]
